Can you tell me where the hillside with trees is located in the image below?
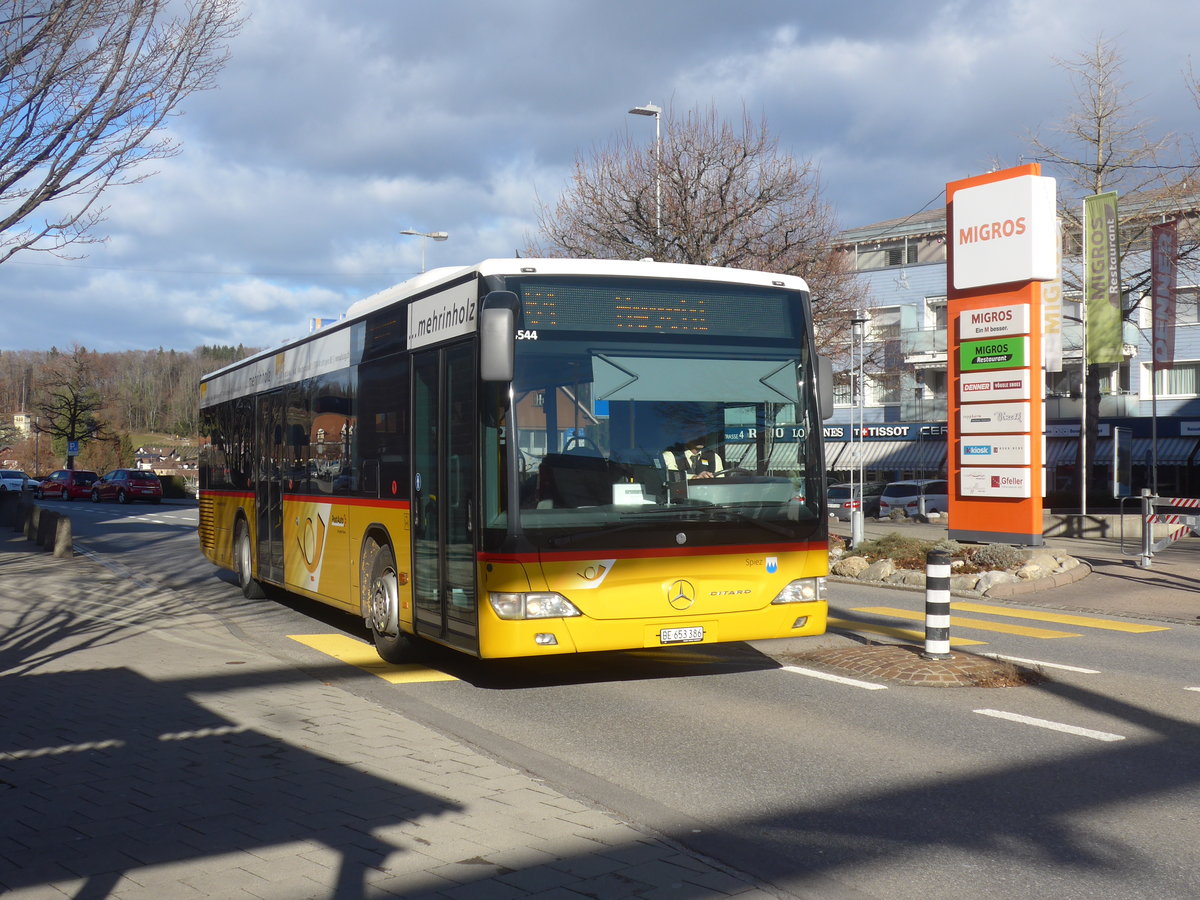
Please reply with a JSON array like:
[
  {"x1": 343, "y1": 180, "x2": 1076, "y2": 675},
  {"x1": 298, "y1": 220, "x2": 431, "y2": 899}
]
[{"x1": 0, "y1": 344, "x2": 253, "y2": 475}]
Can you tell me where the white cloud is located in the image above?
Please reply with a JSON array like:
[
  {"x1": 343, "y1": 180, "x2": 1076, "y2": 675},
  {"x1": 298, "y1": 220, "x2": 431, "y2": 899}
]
[{"x1": 3, "y1": 0, "x2": 1199, "y2": 351}]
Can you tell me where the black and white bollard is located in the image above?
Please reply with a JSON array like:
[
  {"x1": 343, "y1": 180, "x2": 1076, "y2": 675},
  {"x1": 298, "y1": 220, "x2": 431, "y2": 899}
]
[{"x1": 921, "y1": 548, "x2": 953, "y2": 660}]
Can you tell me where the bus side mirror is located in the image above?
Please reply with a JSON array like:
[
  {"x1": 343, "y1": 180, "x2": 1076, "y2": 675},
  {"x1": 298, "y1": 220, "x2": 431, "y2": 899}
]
[
  {"x1": 817, "y1": 355, "x2": 834, "y2": 420},
  {"x1": 480, "y1": 291, "x2": 518, "y2": 382}
]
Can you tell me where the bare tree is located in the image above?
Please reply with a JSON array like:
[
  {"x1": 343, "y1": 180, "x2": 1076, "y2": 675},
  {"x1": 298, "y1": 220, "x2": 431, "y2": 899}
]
[
  {"x1": 0, "y1": 0, "x2": 242, "y2": 263},
  {"x1": 34, "y1": 345, "x2": 107, "y2": 468},
  {"x1": 1026, "y1": 35, "x2": 1200, "y2": 501},
  {"x1": 1027, "y1": 35, "x2": 1200, "y2": 298},
  {"x1": 531, "y1": 104, "x2": 867, "y2": 355}
]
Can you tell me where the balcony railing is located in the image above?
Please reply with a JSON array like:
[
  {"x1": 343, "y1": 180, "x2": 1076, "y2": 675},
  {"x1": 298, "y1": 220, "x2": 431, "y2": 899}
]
[
  {"x1": 900, "y1": 393, "x2": 950, "y2": 421},
  {"x1": 1044, "y1": 393, "x2": 1140, "y2": 419},
  {"x1": 901, "y1": 328, "x2": 946, "y2": 357}
]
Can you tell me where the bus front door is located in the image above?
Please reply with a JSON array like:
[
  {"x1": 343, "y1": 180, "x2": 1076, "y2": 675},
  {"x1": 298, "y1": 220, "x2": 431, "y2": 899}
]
[
  {"x1": 412, "y1": 344, "x2": 478, "y2": 652},
  {"x1": 255, "y1": 389, "x2": 285, "y2": 584}
]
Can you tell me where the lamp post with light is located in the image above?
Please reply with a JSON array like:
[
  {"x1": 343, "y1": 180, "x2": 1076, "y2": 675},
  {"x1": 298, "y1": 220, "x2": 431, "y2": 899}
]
[
  {"x1": 850, "y1": 315, "x2": 868, "y2": 548},
  {"x1": 627, "y1": 103, "x2": 662, "y2": 244},
  {"x1": 399, "y1": 229, "x2": 449, "y2": 273}
]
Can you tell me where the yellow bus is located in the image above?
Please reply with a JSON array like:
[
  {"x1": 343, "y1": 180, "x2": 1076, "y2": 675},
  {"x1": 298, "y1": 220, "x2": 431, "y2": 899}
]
[{"x1": 198, "y1": 258, "x2": 834, "y2": 662}]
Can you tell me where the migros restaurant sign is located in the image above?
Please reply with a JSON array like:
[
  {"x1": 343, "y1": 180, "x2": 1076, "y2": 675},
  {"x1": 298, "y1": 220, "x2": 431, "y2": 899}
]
[{"x1": 959, "y1": 336, "x2": 1028, "y2": 371}]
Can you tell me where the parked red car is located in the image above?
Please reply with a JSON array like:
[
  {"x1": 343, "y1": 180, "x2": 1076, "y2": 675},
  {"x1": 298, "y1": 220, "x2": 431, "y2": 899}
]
[
  {"x1": 36, "y1": 469, "x2": 99, "y2": 501},
  {"x1": 91, "y1": 469, "x2": 163, "y2": 504}
]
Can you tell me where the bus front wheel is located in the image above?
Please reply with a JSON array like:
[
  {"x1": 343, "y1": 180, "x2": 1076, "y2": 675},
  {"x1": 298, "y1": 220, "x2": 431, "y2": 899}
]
[
  {"x1": 234, "y1": 521, "x2": 266, "y2": 600},
  {"x1": 365, "y1": 542, "x2": 416, "y2": 663}
]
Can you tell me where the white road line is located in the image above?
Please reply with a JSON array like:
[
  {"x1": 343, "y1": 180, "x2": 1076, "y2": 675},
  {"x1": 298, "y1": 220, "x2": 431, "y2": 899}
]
[
  {"x1": 781, "y1": 665, "x2": 888, "y2": 690},
  {"x1": 1185, "y1": 687, "x2": 1200, "y2": 693},
  {"x1": 975, "y1": 708, "x2": 1125, "y2": 742},
  {"x1": 980, "y1": 653, "x2": 1100, "y2": 674}
]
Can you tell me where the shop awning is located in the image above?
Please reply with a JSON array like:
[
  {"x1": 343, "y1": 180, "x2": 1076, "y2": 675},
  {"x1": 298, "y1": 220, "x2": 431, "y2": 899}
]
[
  {"x1": 1094, "y1": 437, "x2": 1198, "y2": 466},
  {"x1": 832, "y1": 440, "x2": 911, "y2": 470},
  {"x1": 888, "y1": 440, "x2": 947, "y2": 469},
  {"x1": 721, "y1": 442, "x2": 808, "y2": 472},
  {"x1": 1046, "y1": 438, "x2": 1077, "y2": 466}
]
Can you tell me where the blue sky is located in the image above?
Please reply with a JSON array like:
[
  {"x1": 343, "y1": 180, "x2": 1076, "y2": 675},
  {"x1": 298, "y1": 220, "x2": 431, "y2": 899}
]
[{"x1": 3, "y1": 0, "x2": 1198, "y2": 352}]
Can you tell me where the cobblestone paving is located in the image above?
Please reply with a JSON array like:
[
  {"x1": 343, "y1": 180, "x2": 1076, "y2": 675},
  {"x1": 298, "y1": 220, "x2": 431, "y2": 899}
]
[{"x1": 785, "y1": 644, "x2": 1038, "y2": 687}]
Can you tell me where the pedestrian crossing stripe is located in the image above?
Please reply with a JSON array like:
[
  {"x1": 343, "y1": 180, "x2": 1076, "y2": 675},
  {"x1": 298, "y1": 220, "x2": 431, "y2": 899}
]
[
  {"x1": 289, "y1": 634, "x2": 459, "y2": 683},
  {"x1": 851, "y1": 607, "x2": 1081, "y2": 639},
  {"x1": 950, "y1": 602, "x2": 1169, "y2": 633},
  {"x1": 827, "y1": 617, "x2": 986, "y2": 646}
]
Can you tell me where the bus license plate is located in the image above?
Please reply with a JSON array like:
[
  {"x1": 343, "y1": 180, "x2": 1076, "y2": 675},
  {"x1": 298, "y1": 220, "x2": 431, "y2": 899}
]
[{"x1": 660, "y1": 626, "x2": 704, "y2": 644}]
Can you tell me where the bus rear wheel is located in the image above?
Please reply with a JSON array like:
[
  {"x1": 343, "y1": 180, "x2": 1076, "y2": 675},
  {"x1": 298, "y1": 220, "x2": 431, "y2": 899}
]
[
  {"x1": 365, "y1": 542, "x2": 416, "y2": 664},
  {"x1": 234, "y1": 520, "x2": 266, "y2": 599}
]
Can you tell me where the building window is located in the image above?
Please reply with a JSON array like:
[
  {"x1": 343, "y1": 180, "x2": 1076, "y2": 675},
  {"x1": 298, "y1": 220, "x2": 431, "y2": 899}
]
[
  {"x1": 1148, "y1": 361, "x2": 1200, "y2": 397},
  {"x1": 833, "y1": 371, "x2": 854, "y2": 406},
  {"x1": 924, "y1": 297, "x2": 947, "y2": 331},
  {"x1": 868, "y1": 306, "x2": 901, "y2": 341},
  {"x1": 870, "y1": 373, "x2": 902, "y2": 405},
  {"x1": 1175, "y1": 287, "x2": 1200, "y2": 325},
  {"x1": 885, "y1": 244, "x2": 917, "y2": 267}
]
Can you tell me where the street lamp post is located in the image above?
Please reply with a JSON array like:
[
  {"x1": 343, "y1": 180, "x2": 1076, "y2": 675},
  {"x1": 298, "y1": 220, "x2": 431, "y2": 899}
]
[
  {"x1": 627, "y1": 103, "x2": 662, "y2": 243},
  {"x1": 399, "y1": 229, "x2": 449, "y2": 273},
  {"x1": 850, "y1": 315, "x2": 868, "y2": 548}
]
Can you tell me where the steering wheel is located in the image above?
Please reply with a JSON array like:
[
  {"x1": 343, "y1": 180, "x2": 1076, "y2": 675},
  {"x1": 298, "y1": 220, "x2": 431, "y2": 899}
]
[
  {"x1": 562, "y1": 436, "x2": 602, "y2": 454},
  {"x1": 712, "y1": 467, "x2": 752, "y2": 478}
]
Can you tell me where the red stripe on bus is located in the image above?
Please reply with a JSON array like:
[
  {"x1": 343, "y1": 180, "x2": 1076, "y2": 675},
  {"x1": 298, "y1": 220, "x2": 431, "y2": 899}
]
[{"x1": 200, "y1": 489, "x2": 410, "y2": 510}]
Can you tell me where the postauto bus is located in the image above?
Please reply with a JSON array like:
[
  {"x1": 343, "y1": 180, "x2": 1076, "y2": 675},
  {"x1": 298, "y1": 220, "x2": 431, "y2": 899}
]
[{"x1": 198, "y1": 258, "x2": 834, "y2": 662}]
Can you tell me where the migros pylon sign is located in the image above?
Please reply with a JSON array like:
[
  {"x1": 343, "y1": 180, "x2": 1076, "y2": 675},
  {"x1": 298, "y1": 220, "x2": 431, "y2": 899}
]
[{"x1": 946, "y1": 164, "x2": 1056, "y2": 546}]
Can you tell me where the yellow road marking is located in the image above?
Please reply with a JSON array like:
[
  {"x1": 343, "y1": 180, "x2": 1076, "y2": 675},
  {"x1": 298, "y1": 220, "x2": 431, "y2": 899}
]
[
  {"x1": 827, "y1": 617, "x2": 986, "y2": 647},
  {"x1": 289, "y1": 634, "x2": 458, "y2": 683},
  {"x1": 852, "y1": 607, "x2": 1081, "y2": 639},
  {"x1": 950, "y1": 602, "x2": 1169, "y2": 633}
]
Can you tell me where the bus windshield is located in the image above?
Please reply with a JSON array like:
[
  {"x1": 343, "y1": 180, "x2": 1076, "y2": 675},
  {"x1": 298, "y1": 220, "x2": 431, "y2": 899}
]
[{"x1": 483, "y1": 276, "x2": 824, "y2": 551}]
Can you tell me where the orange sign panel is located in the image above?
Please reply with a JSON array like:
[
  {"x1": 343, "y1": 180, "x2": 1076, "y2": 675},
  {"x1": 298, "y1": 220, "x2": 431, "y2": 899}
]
[{"x1": 946, "y1": 164, "x2": 1054, "y2": 546}]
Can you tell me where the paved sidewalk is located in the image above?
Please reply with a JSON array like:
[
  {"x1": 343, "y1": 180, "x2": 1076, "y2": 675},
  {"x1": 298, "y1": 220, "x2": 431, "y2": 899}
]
[{"x1": 0, "y1": 535, "x2": 783, "y2": 900}]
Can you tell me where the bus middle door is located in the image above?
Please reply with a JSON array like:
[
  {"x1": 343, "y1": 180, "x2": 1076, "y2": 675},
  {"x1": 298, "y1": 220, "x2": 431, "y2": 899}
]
[
  {"x1": 412, "y1": 343, "x2": 478, "y2": 652},
  {"x1": 255, "y1": 389, "x2": 285, "y2": 585}
]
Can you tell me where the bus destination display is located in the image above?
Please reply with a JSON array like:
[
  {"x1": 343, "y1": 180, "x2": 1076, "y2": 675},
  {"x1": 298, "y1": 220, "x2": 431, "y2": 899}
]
[{"x1": 518, "y1": 279, "x2": 793, "y2": 338}]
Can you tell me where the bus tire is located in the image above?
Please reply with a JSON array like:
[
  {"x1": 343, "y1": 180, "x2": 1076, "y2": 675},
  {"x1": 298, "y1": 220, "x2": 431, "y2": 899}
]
[
  {"x1": 365, "y1": 542, "x2": 416, "y2": 664},
  {"x1": 234, "y1": 520, "x2": 266, "y2": 599}
]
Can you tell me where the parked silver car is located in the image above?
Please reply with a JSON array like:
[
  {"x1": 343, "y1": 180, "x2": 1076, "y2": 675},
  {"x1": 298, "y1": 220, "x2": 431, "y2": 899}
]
[
  {"x1": 827, "y1": 481, "x2": 887, "y2": 521},
  {"x1": 879, "y1": 479, "x2": 949, "y2": 517}
]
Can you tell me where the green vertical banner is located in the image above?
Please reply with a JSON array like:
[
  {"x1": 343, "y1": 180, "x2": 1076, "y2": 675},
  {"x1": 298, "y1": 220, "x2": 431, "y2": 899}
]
[{"x1": 1084, "y1": 191, "x2": 1122, "y2": 363}]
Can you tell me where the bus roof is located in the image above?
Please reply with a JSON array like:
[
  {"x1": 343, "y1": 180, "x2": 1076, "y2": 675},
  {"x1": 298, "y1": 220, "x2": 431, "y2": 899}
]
[
  {"x1": 202, "y1": 258, "x2": 810, "y2": 382},
  {"x1": 344, "y1": 258, "x2": 809, "y2": 320}
]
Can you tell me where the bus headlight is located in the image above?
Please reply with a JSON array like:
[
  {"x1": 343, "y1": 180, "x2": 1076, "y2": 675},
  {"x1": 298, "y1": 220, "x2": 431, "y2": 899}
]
[
  {"x1": 770, "y1": 577, "x2": 825, "y2": 604},
  {"x1": 489, "y1": 591, "x2": 583, "y2": 620}
]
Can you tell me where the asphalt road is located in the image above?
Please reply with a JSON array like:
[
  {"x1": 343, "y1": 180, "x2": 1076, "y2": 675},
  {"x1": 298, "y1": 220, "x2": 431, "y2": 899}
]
[{"x1": 53, "y1": 499, "x2": 1200, "y2": 899}]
